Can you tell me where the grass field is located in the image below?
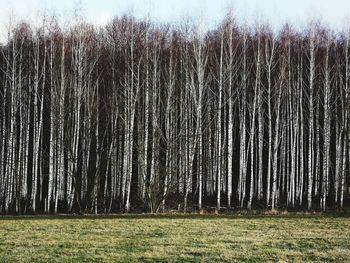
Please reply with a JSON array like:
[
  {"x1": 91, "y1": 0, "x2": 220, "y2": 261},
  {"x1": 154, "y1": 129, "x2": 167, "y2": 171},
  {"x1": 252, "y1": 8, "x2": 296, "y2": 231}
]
[{"x1": 0, "y1": 214, "x2": 349, "y2": 262}]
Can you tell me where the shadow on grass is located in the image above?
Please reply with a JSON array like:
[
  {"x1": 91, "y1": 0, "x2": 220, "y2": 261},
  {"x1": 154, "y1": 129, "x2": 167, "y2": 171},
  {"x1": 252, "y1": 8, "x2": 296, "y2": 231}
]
[{"x1": 0, "y1": 210, "x2": 349, "y2": 221}]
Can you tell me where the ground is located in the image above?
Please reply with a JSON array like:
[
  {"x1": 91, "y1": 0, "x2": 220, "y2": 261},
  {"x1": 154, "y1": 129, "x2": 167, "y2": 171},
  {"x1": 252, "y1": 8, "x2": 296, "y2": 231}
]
[{"x1": 0, "y1": 214, "x2": 349, "y2": 262}]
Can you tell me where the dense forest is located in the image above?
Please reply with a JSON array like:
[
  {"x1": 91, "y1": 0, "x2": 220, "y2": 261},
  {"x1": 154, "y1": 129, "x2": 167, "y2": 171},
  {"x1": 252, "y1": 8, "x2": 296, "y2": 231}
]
[{"x1": 0, "y1": 14, "x2": 349, "y2": 214}]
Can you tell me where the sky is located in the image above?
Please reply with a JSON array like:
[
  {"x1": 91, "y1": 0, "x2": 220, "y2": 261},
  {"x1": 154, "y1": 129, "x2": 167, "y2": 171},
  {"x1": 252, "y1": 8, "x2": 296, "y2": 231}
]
[{"x1": 1, "y1": 0, "x2": 350, "y2": 42}]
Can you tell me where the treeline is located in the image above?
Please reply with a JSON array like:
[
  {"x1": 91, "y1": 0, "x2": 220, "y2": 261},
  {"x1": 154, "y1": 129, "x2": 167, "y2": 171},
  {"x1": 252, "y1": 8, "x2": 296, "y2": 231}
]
[{"x1": 0, "y1": 15, "x2": 349, "y2": 214}]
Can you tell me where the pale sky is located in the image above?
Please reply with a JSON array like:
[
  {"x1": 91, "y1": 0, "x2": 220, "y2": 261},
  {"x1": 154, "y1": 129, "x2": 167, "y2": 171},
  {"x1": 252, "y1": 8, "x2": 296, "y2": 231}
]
[{"x1": 1, "y1": 0, "x2": 350, "y2": 43}]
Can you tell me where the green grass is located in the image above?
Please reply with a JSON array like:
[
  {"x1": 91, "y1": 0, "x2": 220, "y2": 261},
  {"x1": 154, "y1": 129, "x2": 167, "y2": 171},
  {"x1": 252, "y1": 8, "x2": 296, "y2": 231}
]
[{"x1": 0, "y1": 214, "x2": 349, "y2": 262}]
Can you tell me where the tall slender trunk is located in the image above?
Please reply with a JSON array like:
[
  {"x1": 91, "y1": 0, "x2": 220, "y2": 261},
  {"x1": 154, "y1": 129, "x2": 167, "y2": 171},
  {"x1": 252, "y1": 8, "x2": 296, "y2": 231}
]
[{"x1": 307, "y1": 26, "x2": 316, "y2": 210}]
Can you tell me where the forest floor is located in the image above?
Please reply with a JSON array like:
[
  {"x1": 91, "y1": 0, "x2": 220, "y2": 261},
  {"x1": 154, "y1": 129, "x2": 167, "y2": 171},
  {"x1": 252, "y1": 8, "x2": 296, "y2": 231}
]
[{"x1": 0, "y1": 214, "x2": 349, "y2": 262}]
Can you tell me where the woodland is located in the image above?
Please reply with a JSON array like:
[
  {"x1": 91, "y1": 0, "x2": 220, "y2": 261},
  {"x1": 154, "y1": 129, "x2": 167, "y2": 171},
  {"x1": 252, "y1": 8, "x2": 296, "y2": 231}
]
[{"x1": 0, "y1": 14, "x2": 349, "y2": 214}]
